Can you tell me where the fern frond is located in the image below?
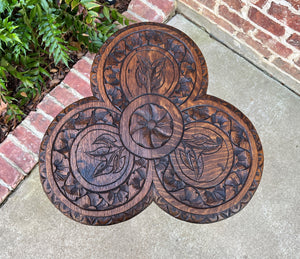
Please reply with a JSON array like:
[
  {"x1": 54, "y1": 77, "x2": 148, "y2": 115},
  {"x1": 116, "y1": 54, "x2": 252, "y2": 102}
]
[{"x1": 38, "y1": 14, "x2": 70, "y2": 66}]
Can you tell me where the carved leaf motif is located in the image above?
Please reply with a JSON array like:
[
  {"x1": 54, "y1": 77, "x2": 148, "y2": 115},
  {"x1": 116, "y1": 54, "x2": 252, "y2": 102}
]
[
  {"x1": 135, "y1": 55, "x2": 166, "y2": 93},
  {"x1": 92, "y1": 149, "x2": 125, "y2": 177},
  {"x1": 85, "y1": 134, "x2": 125, "y2": 177},
  {"x1": 225, "y1": 172, "x2": 240, "y2": 194},
  {"x1": 112, "y1": 154, "x2": 125, "y2": 173},
  {"x1": 88, "y1": 193, "x2": 102, "y2": 207},
  {"x1": 178, "y1": 77, "x2": 192, "y2": 96},
  {"x1": 93, "y1": 134, "x2": 118, "y2": 147},
  {"x1": 237, "y1": 151, "x2": 250, "y2": 169},
  {"x1": 184, "y1": 133, "x2": 223, "y2": 155},
  {"x1": 73, "y1": 110, "x2": 93, "y2": 129},
  {"x1": 136, "y1": 167, "x2": 146, "y2": 179},
  {"x1": 163, "y1": 169, "x2": 185, "y2": 191},
  {"x1": 53, "y1": 159, "x2": 68, "y2": 181},
  {"x1": 183, "y1": 186, "x2": 204, "y2": 205},
  {"x1": 87, "y1": 146, "x2": 110, "y2": 157},
  {"x1": 180, "y1": 147, "x2": 204, "y2": 180},
  {"x1": 190, "y1": 107, "x2": 210, "y2": 121},
  {"x1": 54, "y1": 159, "x2": 66, "y2": 172},
  {"x1": 105, "y1": 185, "x2": 129, "y2": 206},
  {"x1": 93, "y1": 159, "x2": 109, "y2": 177},
  {"x1": 129, "y1": 168, "x2": 146, "y2": 190},
  {"x1": 130, "y1": 176, "x2": 142, "y2": 189},
  {"x1": 213, "y1": 186, "x2": 226, "y2": 202},
  {"x1": 204, "y1": 186, "x2": 229, "y2": 205},
  {"x1": 135, "y1": 158, "x2": 147, "y2": 167},
  {"x1": 62, "y1": 174, "x2": 86, "y2": 199},
  {"x1": 180, "y1": 148, "x2": 193, "y2": 170},
  {"x1": 136, "y1": 55, "x2": 151, "y2": 90},
  {"x1": 76, "y1": 195, "x2": 91, "y2": 209},
  {"x1": 117, "y1": 190, "x2": 128, "y2": 203},
  {"x1": 204, "y1": 190, "x2": 218, "y2": 204},
  {"x1": 236, "y1": 169, "x2": 248, "y2": 185},
  {"x1": 108, "y1": 190, "x2": 115, "y2": 203},
  {"x1": 150, "y1": 57, "x2": 166, "y2": 91},
  {"x1": 54, "y1": 130, "x2": 78, "y2": 158}
]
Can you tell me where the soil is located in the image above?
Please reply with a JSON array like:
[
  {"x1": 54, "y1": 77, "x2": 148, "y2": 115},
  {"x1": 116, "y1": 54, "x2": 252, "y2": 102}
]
[
  {"x1": 0, "y1": 0, "x2": 131, "y2": 143},
  {"x1": 100, "y1": 0, "x2": 131, "y2": 13}
]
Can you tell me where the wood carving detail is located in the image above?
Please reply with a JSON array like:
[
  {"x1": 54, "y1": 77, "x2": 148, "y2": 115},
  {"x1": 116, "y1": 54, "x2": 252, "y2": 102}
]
[
  {"x1": 50, "y1": 104, "x2": 150, "y2": 212},
  {"x1": 153, "y1": 98, "x2": 264, "y2": 223},
  {"x1": 130, "y1": 103, "x2": 173, "y2": 148},
  {"x1": 135, "y1": 55, "x2": 167, "y2": 92},
  {"x1": 39, "y1": 23, "x2": 263, "y2": 225},
  {"x1": 155, "y1": 103, "x2": 253, "y2": 212},
  {"x1": 98, "y1": 29, "x2": 200, "y2": 111}
]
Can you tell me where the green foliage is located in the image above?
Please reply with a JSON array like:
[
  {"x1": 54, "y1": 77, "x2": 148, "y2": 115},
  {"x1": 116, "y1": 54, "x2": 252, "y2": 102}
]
[{"x1": 0, "y1": 0, "x2": 130, "y2": 124}]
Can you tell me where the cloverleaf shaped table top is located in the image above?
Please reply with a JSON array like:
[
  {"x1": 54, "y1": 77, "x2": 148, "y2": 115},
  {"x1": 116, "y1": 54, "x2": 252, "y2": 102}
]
[{"x1": 39, "y1": 23, "x2": 264, "y2": 225}]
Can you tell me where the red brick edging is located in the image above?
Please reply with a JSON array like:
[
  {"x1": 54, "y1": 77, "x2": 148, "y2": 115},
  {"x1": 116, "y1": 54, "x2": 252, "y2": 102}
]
[{"x1": 0, "y1": 0, "x2": 176, "y2": 204}]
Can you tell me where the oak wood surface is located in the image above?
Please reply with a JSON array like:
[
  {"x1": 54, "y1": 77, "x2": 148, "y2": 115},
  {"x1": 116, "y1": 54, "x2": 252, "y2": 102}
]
[{"x1": 39, "y1": 23, "x2": 263, "y2": 225}]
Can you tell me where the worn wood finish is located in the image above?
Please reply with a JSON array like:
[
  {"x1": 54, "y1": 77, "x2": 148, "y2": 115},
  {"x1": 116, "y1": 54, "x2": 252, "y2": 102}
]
[{"x1": 39, "y1": 23, "x2": 263, "y2": 225}]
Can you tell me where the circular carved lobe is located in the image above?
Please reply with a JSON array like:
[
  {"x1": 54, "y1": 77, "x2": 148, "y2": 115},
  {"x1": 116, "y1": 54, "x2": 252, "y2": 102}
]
[
  {"x1": 91, "y1": 23, "x2": 208, "y2": 111},
  {"x1": 39, "y1": 98, "x2": 153, "y2": 225}
]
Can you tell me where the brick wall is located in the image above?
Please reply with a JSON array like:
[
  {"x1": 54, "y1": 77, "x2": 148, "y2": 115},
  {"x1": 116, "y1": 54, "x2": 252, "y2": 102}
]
[{"x1": 179, "y1": 0, "x2": 300, "y2": 86}]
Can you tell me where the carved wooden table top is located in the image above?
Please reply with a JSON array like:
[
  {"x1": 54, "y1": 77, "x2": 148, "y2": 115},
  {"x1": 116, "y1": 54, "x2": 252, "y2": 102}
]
[{"x1": 39, "y1": 23, "x2": 264, "y2": 225}]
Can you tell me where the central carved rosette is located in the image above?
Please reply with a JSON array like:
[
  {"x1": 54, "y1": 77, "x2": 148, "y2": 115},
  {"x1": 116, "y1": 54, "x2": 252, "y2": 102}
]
[
  {"x1": 129, "y1": 103, "x2": 173, "y2": 148},
  {"x1": 120, "y1": 94, "x2": 184, "y2": 159}
]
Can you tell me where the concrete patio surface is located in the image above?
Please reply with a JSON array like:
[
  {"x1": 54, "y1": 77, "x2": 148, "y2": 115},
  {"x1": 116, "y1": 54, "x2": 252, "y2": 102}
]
[{"x1": 0, "y1": 15, "x2": 299, "y2": 258}]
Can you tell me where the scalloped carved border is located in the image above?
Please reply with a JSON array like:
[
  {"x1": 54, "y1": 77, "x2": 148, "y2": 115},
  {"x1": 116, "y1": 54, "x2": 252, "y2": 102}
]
[
  {"x1": 39, "y1": 97, "x2": 154, "y2": 225},
  {"x1": 153, "y1": 95, "x2": 264, "y2": 223},
  {"x1": 90, "y1": 22, "x2": 209, "y2": 105}
]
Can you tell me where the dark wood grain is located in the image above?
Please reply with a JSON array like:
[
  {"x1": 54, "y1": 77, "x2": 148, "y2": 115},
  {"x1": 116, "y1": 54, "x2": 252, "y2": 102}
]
[{"x1": 39, "y1": 22, "x2": 263, "y2": 225}]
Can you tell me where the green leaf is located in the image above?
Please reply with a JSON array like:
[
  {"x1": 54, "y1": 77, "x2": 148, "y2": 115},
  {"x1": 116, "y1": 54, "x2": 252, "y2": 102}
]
[
  {"x1": 0, "y1": 0, "x2": 9, "y2": 13},
  {"x1": 61, "y1": 55, "x2": 69, "y2": 67},
  {"x1": 22, "y1": 78, "x2": 34, "y2": 88},
  {"x1": 0, "y1": 35, "x2": 11, "y2": 43},
  {"x1": 0, "y1": 0, "x2": 125, "y2": 122},
  {"x1": 54, "y1": 37, "x2": 66, "y2": 43},
  {"x1": 59, "y1": 44, "x2": 68, "y2": 51},
  {"x1": 30, "y1": 6, "x2": 37, "y2": 21},
  {"x1": 0, "y1": 83, "x2": 8, "y2": 91},
  {"x1": 39, "y1": 67, "x2": 50, "y2": 77},
  {"x1": 125, "y1": 18, "x2": 130, "y2": 26},
  {"x1": 84, "y1": 2, "x2": 100, "y2": 10},
  {"x1": 71, "y1": 0, "x2": 80, "y2": 10},
  {"x1": 49, "y1": 42, "x2": 58, "y2": 55},
  {"x1": 53, "y1": 48, "x2": 60, "y2": 65},
  {"x1": 86, "y1": 14, "x2": 93, "y2": 24},
  {"x1": 36, "y1": 4, "x2": 42, "y2": 18},
  {"x1": 42, "y1": 28, "x2": 53, "y2": 41},
  {"x1": 11, "y1": 33, "x2": 22, "y2": 43},
  {"x1": 117, "y1": 15, "x2": 124, "y2": 25},
  {"x1": 101, "y1": 24, "x2": 115, "y2": 35},
  {"x1": 40, "y1": 0, "x2": 49, "y2": 13},
  {"x1": 88, "y1": 10, "x2": 98, "y2": 18},
  {"x1": 111, "y1": 9, "x2": 117, "y2": 20},
  {"x1": 103, "y1": 6, "x2": 110, "y2": 21}
]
